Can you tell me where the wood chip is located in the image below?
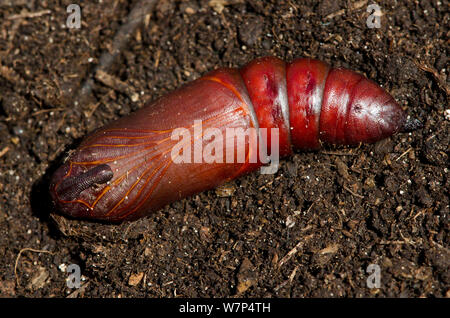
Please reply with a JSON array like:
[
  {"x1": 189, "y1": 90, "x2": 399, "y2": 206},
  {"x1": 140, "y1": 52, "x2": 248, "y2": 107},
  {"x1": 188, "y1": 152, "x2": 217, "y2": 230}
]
[
  {"x1": 26, "y1": 267, "x2": 49, "y2": 290},
  {"x1": 319, "y1": 243, "x2": 340, "y2": 255},
  {"x1": 236, "y1": 258, "x2": 257, "y2": 295},
  {"x1": 215, "y1": 183, "x2": 236, "y2": 197},
  {"x1": 128, "y1": 272, "x2": 144, "y2": 286}
]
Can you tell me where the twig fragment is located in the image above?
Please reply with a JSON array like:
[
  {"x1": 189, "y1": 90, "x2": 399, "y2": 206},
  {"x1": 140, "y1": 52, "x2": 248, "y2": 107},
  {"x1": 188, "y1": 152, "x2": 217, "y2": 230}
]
[
  {"x1": 414, "y1": 60, "x2": 450, "y2": 96},
  {"x1": 395, "y1": 147, "x2": 413, "y2": 161},
  {"x1": 0, "y1": 147, "x2": 10, "y2": 158},
  {"x1": 75, "y1": 0, "x2": 157, "y2": 107},
  {"x1": 7, "y1": 9, "x2": 51, "y2": 20},
  {"x1": 324, "y1": 0, "x2": 368, "y2": 19},
  {"x1": 343, "y1": 185, "x2": 364, "y2": 199},
  {"x1": 95, "y1": 70, "x2": 139, "y2": 102},
  {"x1": 278, "y1": 234, "x2": 313, "y2": 268},
  {"x1": 274, "y1": 265, "x2": 299, "y2": 292}
]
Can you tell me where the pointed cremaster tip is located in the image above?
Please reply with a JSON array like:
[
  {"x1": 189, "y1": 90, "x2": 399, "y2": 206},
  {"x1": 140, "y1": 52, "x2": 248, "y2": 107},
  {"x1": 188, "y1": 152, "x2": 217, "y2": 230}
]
[{"x1": 401, "y1": 117, "x2": 423, "y2": 132}]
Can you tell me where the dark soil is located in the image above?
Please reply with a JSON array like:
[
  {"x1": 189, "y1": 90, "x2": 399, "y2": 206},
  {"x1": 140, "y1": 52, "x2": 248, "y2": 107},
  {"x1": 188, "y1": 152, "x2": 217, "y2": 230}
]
[{"x1": 0, "y1": 0, "x2": 448, "y2": 298}]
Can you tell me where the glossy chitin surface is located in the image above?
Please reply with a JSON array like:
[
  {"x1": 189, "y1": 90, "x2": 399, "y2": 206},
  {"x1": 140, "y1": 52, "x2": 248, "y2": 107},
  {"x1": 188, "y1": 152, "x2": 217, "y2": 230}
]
[
  {"x1": 50, "y1": 69, "x2": 261, "y2": 221},
  {"x1": 240, "y1": 56, "x2": 292, "y2": 157},
  {"x1": 286, "y1": 58, "x2": 330, "y2": 150},
  {"x1": 319, "y1": 68, "x2": 406, "y2": 145},
  {"x1": 50, "y1": 57, "x2": 406, "y2": 222}
]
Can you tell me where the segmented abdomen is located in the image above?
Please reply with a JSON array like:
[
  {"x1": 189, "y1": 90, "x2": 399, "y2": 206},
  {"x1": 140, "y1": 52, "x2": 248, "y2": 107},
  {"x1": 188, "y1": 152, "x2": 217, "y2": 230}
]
[{"x1": 50, "y1": 57, "x2": 407, "y2": 222}]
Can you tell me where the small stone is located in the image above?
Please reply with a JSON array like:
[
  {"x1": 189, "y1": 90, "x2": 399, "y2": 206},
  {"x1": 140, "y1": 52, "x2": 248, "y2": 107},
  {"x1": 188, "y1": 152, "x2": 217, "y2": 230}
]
[
  {"x1": 444, "y1": 109, "x2": 450, "y2": 121},
  {"x1": 184, "y1": 7, "x2": 195, "y2": 14},
  {"x1": 13, "y1": 126, "x2": 24, "y2": 135}
]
